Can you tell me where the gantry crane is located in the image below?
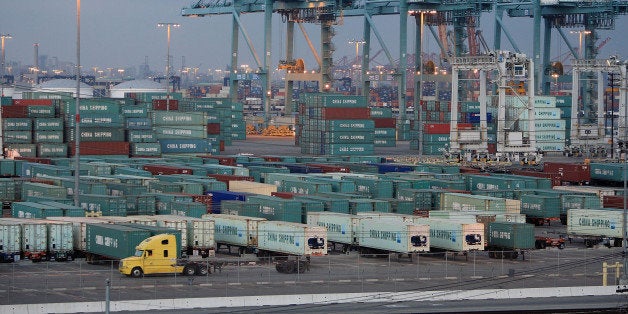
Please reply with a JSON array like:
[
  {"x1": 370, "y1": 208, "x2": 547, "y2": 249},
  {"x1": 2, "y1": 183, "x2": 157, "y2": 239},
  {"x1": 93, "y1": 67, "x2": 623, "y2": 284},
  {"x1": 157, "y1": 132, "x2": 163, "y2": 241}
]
[{"x1": 447, "y1": 51, "x2": 539, "y2": 164}]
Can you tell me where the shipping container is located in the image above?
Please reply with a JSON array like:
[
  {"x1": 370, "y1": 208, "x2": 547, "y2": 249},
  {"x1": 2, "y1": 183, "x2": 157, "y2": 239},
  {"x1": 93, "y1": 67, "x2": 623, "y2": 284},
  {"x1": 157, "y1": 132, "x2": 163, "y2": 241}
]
[
  {"x1": 421, "y1": 218, "x2": 485, "y2": 252},
  {"x1": 306, "y1": 212, "x2": 358, "y2": 247},
  {"x1": 357, "y1": 217, "x2": 430, "y2": 253},
  {"x1": 257, "y1": 221, "x2": 327, "y2": 256},
  {"x1": 11, "y1": 202, "x2": 63, "y2": 218},
  {"x1": 0, "y1": 220, "x2": 21, "y2": 262},
  {"x1": 204, "y1": 214, "x2": 266, "y2": 249},
  {"x1": 567, "y1": 208, "x2": 624, "y2": 241},
  {"x1": 229, "y1": 181, "x2": 277, "y2": 196},
  {"x1": 85, "y1": 223, "x2": 151, "y2": 260},
  {"x1": 45, "y1": 221, "x2": 74, "y2": 260},
  {"x1": 487, "y1": 222, "x2": 535, "y2": 252}
]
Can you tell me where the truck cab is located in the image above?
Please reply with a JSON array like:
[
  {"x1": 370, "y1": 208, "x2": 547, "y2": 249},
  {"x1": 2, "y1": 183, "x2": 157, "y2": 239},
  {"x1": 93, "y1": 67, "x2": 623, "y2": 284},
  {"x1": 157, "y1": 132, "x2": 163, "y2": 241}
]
[{"x1": 119, "y1": 234, "x2": 207, "y2": 277}]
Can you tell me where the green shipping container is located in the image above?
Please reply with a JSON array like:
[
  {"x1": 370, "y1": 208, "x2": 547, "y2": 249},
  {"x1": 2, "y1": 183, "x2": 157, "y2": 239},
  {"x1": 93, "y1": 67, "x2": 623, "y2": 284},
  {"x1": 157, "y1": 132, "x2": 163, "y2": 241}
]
[
  {"x1": 37, "y1": 143, "x2": 68, "y2": 158},
  {"x1": 245, "y1": 195, "x2": 303, "y2": 223},
  {"x1": 11, "y1": 202, "x2": 63, "y2": 218},
  {"x1": 79, "y1": 194, "x2": 127, "y2": 216},
  {"x1": 280, "y1": 180, "x2": 333, "y2": 195},
  {"x1": 4, "y1": 131, "x2": 32, "y2": 143},
  {"x1": 520, "y1": 194, "x2": 560, "y2": 219},
  {"x1": 127, "y1": 130, "x2": 156, "y2": 143},
  {"x1": 85, "y1": 224, "x2": 151, "y2": 260},
  {"x1": 130, "y1": 143, "x2": 161, "y2": 156},
  {"x1": 3, "y1": 118, "x2": 33, "y2": 131},
  {"x1": 21, "y1": 182, "x2": 67, "y2": 199},
  {"x1": 33, "y1": 118, "x2": 64, "y2": 131},
  {"x1": 590, "y1": 163, "x2": 626, "y2": 182},
  {"x1": 153, "y1": 126, "x2": 207, "y2": 139},
  {"x1": 65, "y1": 127, "x2": 126, "y2": 142},
  {"x1": 151, "y1": 111, "x2": 207, "y2": 126},
  {"x1": 33, "y1": 131, "x2": 64, "y2": 143},
  {"x1": 487, "y1": 222, "x2": 535, "y2": 250}
]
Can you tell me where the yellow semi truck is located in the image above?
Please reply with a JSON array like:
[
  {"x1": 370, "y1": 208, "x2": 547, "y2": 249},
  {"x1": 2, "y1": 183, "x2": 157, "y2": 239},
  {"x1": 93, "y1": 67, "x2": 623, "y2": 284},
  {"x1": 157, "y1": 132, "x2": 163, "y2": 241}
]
[{"x1": 119, "y1": 233, "x2": 209, "y2": 277}]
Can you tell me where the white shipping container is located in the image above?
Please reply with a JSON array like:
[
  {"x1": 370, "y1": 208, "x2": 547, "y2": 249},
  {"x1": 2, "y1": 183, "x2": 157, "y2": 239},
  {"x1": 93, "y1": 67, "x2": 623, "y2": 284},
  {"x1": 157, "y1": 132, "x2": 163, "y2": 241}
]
[
  {"x1": 0, "y1": 221, "x2": 22, "y2": 260},
  {"x1": 567, "y1": 208, "x2": 623, "y2": 238},
  {"x1": 204, "y1": 214, "x2": 266, "y2": 247},
  {"x1": 307, "y1": 212, "x2": 360, "y2": 245},
  {"x1": 358, "y1": 218, "x2": 430, "y2": 253},
  {"x1": 15, "y1": 219, "x2": 47, "y2": 253},
  {"x1": 418, "y1": 218, "x2": 485, "y2": 252},
  {"x1": 257, "y1": 221, "x2": 327, "y2": 256},
  {"x1": 229, "y1": 181, "x2": 277, "y2": 196},
  {"x1": 47, "y1": 221, "x2": 73, "y2": 253},
  {"x1": 45, "y1": 217, "x2": 106, "y2": 251},
  {"x1": 553, "y1": 186, "x2": 619, "y2": 202}
]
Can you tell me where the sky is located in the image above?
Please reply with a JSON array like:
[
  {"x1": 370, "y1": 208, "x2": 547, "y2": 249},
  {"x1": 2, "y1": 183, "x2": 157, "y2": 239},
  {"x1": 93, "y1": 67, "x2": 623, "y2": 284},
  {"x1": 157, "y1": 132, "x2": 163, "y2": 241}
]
[{"x1": 0, "y1": 0, "x2": 626, "y2": 76}]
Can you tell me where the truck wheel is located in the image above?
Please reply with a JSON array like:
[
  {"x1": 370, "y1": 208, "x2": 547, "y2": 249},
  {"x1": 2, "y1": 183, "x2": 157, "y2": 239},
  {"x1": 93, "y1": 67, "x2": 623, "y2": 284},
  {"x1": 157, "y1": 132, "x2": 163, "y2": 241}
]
[
  {"x1": 131, "y1": 267, "x2": 143, "y2": 278},
  {"x1": 511, "y1": 251, "x2": 519, "y2": 259},
  {"x1": 558, "y1": 243, "x2": 565, "y2": 250},
  {"x1": 197, "y1": 265, "x2": 209, "y2": 276},
  {"x1": 184, "y1": 265, "x2": 196, "y2": 276},
  {"x1": 584, "y1": 239, "x2": 593, "y2": 248}
]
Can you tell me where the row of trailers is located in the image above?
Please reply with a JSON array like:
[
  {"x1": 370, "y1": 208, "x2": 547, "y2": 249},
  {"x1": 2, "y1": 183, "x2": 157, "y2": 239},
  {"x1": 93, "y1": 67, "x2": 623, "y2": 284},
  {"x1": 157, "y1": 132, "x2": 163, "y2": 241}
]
[{"x1": 306, "y1": 212, "x2": 535, "y2": 260}]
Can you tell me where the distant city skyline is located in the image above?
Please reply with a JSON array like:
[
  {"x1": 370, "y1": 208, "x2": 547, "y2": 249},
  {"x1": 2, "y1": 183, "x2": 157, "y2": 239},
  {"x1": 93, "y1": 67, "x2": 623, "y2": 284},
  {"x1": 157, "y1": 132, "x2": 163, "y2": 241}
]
[{"x1": 1, "y1": 0, "x2": 626, "y2": 80}]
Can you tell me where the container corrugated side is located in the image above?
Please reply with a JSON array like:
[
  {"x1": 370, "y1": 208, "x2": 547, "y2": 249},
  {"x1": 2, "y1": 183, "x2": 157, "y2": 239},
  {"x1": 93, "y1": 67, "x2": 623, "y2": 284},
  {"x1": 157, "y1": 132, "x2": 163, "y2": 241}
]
[
  {"x1": 420, "y1": 218, "x2": 485, "y2": 252},
  {"x1": 205, "y1": 214, "x2": 266, "y2": 247},
  {"x1": 306, "y1": 212, "x2": 358, "y2": 245},
  {"x1": 0, "y1": 221, "x2": 21, "y2": 260},
  {"x1": 567, "y1": 208, "x2": 623, "y2": 238},
  {"x1": 257, "y1": 221, "x2": 327, "y2": 256},
  {"x1": 487, "y1": 222, "x2": 535, "y2": 249},
  {"x1": 358, "y1": 217, "x2": 429, "y2": 253},
  {"x1": 228, "y1": 181, "x2": 277, "y2": 196},
  {"x1": 85, "y1": 224, "x2": 151, "y2": 260},
  {"x1": 46, "y1": 221, "x2": 74, "y2": 256}
]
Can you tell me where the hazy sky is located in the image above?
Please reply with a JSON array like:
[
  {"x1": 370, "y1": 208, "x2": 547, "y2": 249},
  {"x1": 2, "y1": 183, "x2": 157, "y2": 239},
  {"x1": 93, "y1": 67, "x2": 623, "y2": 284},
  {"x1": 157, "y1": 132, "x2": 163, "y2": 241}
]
[{"x1": 0, "y1": 0, "x2": 626, "y2": 75}]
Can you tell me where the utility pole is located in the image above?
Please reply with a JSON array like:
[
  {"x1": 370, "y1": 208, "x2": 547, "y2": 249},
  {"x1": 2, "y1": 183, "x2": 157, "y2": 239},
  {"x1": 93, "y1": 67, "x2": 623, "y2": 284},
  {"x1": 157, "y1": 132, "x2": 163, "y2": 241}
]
[{"x1": 158, "y1": 23, "x2": 180, "y2": 111}]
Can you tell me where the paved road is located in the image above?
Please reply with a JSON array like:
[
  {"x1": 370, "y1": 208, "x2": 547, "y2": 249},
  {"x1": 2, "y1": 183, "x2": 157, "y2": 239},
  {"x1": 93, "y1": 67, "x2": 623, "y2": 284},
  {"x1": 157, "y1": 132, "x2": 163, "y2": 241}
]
[{"x1": 0, "y1": 243, "x2": 621, "y2": 305}]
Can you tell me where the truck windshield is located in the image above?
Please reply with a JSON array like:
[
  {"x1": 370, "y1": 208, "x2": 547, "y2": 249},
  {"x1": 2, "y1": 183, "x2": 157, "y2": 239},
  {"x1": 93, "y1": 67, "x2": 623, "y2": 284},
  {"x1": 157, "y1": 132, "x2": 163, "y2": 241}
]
[{"x1": 134, "y1": 250, "x2": 144, "y2": 257}]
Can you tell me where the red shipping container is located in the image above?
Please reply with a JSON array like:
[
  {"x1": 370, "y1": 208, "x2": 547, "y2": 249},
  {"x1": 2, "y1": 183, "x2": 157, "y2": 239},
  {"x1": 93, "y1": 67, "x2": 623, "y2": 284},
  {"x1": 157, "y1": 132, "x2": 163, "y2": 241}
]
[
  {"x1": 424, "y1": 123, "x2": 450, "y2": 134},
  {"x1": 457, "y1": 123, "x2": 474, "y2": 130},
  {"x1": 373, "y1": 118, "x2": 396, "y2": 128},
  {"x1": 603, "y1": 195, "x2": 624, "y2": 208},
  {"x1": 12, "y1": 99, "x2": 53, "y2": 106},
  {"x1": 207, "y1": 123, "x2": 221, "y2": 135},
  {"x1": 187, "y1": 194, "x2": 213, "y2": 214},
  {"x1": 543, "y1": 162, "x2": 590, "y2": 184},
  {"x1": 2, "y1": 106, "x2": 28, "y2": 118},
  {"x1": 459, "y1": 166, "x2": 482, "y2": 174},
  {"x1": 271, "y1": 191, "x2": 296, "y2": 199},
  {"x1": 69, "y1": 141, "x2": 129, "y2": 156},
  {"x1": 262, "y1": 156, "x2": 283, "y2": 162},
  {"x1": 152, "y1": 99, "x2": 179, "y2": 111},
  {"x1": 199, "y1": 156, "x2": 236, "y2": 166},
  {"x1": 322, "y1": 107, "x2": 370, "y2": 120},
  {"x1": 143, "y1": 164, "x2": 194, "y2": 175},
  {"x1": 511, "y1": 170, "x2": 562, "y2": 187},
  {"x1": 306, "y1": 163, "x2": 350, "y2": 173}
]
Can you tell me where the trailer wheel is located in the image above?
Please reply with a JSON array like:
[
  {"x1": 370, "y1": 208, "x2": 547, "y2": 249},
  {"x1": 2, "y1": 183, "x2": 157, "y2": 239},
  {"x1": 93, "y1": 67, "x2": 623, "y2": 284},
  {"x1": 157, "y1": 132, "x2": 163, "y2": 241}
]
[
  {"x1": 284, "y1": 261, "x2": 295, "y2": 273},
  {"x1": 184, "y1": 265, "x2": 196, "y2": 276},
  {"x1": 131, "y1": 267, "x2": 143, "y2": 278},
  {"x1": 558, "y1": 243, "x2": 565, "y2": 250},
  {"x1": 584, "y1": 239, "x2": 593, "y2": 248},
  {"x1": 488, "y1": 251, "x2": 495, "y2": 259},
  {"x1": 510, "y1": 251, "x2": 519, "y2": 259},
  {"x1": 197, "y1": 264, "x2": 209, "y2": 276}
]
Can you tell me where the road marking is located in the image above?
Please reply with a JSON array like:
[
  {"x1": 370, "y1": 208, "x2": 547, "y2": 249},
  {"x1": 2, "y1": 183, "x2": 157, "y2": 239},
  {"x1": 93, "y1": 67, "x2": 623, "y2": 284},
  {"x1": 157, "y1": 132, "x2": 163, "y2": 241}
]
[
  {"x1": 470, "y1": 276, "x2": 484, "y2": 279},
  {"x1": 445, "y1": 277, "x2": 457, "y2": 280},
  {"x1": 419, "y1": 278, "x2": 431, "y2": 281},
  {"x1": 548, "y1": 274, "x2": 559, "y2": 277},
  {"x1": 83, "y1": 287, "x2": 96, "y2": 290},
  {"x1": 227, "y1": 283, "x2": 241, "y2": 286},
  {"x1": 171, "y1": 284, "x2": 184, "y2": 288},
  {"x1": 365, "y1": 279, "x2": 379, "y2": 282},
  {"x1": 141, "y1": 285, "x2": 155, "y2": 289},
  {"x1": 284, "y1": 281, "x2": 296, "y2": 284},
  {"x1": 310, "y1": 280, "x2": 324, "y2": 283},
  {"x1": 392, "y1": 278, "x2": 405, "y2": 282},
  {"x1": 199, "y1": 283, "x2": 213, "y2": 287},
  {"x1": 255, "y1": 282, "x2": 269, "y2": 285},
  {"x1": 52, "y1": 288, "x2": 67, "y2": 291},
  {"x1": 338, "y1": 280, "x2": 351, "y2": 283}
]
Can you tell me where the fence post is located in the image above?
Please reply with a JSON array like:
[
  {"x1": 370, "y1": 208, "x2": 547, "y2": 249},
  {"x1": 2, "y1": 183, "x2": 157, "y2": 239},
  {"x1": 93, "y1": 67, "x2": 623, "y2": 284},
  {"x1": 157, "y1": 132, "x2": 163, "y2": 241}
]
[{"x1": 603, "y1": 262, "x2": 608, "y2": 286}]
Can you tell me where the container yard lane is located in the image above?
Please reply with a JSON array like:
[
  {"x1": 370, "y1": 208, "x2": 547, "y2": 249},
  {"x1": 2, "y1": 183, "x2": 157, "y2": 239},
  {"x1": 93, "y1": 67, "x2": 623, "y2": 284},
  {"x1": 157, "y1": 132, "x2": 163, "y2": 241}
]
[{"x1": 0, "y1": 243, "x2": 622, "y2": 306}]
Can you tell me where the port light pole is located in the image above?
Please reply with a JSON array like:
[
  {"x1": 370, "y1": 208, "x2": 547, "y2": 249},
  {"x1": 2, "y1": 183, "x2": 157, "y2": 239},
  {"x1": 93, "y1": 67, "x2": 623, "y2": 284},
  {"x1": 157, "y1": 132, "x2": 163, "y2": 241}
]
[
  {"x1": 570, "y1": 30, "x2": 591, "y2": 59},
  {"x1": 349, "y1": 39, "x2": 365, "y2": 96},
  {"x1": 74, "y1": 0, "x2": 81, "y2": 207},
  {"x1": 158, "y1": 23, "x2": 180, "y2": 111},
  {"x1": 1, "y1": 34, "x2": 12, "y2": 97}
]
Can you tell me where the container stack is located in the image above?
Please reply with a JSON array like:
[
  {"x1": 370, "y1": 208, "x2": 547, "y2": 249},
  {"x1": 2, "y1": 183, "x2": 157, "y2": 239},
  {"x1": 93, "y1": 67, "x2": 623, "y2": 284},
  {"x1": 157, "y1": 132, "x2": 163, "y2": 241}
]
[
  {"x1": 506, "y1": 95, "x2": 566, "y2": 152},
  {"x1": 63, "y1": 98, "x2": 129, "y2": 156},
  {"x1": 370, "y1": 107, "x2": 396, "y2": 147},
  {"x1": 410, "y1": 100, "x2": 451, "y2": 153},
  {"x1": 2, "y1": 99, "x2": 59, "y2": 157},
  {"x1": 151, "y1": 111, "x2": 212, "y2": 155},
  {"x1": 297, "y1": 94, "x2": 374, "y2": 156}
]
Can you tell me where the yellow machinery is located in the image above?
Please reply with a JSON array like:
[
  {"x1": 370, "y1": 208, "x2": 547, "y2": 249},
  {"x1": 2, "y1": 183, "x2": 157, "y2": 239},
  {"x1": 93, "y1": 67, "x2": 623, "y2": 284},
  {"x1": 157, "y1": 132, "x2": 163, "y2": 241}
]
[{"x1": 278, "y1": 59, "x2": 305, "y2": 73}]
